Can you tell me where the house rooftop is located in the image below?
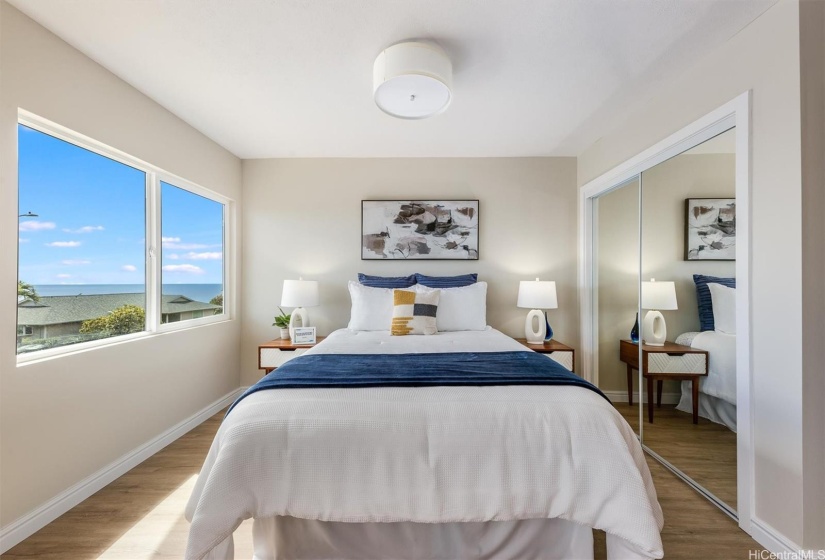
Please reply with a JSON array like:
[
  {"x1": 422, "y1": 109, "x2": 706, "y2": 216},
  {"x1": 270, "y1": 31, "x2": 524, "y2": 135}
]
[{"x1": 18, "y1": 293, "x2": 220, "y2": 326}]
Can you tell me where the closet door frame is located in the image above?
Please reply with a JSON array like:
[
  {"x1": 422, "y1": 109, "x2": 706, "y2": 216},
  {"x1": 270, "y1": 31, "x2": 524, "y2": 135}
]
[{"x1": 578, "y1": 91, "x2": 752, "y2": 532}]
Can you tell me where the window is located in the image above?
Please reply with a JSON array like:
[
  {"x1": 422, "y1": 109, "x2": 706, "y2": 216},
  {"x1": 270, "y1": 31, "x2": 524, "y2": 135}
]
[
  {"x1": 16, "y1": 114, "x2": 230, "y2": 361},
  {"x1": 17, "y1": 124, "x2": 146, "y2": 355},
  {"x1": 161, "y1": 181, "x2": 224, "y2": 324}
]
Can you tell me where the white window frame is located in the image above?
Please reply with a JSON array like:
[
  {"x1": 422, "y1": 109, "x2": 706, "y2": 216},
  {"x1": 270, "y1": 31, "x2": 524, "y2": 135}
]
[{"x1": 16, "y1": 110, "x2": 235, "y2": 365}]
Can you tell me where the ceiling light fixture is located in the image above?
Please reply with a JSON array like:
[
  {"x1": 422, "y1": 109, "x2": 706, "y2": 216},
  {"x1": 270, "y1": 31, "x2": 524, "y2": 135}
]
[{"x1": 373, "y1": 41, "x2": 452, "y2": 120}]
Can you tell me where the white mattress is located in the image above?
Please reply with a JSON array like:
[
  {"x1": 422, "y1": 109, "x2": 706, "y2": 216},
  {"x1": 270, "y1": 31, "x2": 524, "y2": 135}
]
[{"x1": 186, "y1": 328, "x2": 664, "y2": 559}]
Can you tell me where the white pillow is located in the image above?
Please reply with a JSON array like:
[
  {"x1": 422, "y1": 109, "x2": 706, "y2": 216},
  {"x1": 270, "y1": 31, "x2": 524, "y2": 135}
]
[
  {"x1": 415, "y1": 281, "x2": 487, "y2": 331},
  {"x1": 347, "y1": 281, "x2": 394, "y2": 331},
  {"x1": 708, "y1": 282, "x2": 736, "y2": 335}
]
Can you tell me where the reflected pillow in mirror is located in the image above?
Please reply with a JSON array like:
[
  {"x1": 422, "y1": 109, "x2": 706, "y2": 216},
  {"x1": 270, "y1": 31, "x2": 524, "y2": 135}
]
[
  {"x1": 693, "y1": 274, "x2": 735, "y2": 331},
  {"x1": 708, "y1": 282, "x2": 736, "y2": 335}
]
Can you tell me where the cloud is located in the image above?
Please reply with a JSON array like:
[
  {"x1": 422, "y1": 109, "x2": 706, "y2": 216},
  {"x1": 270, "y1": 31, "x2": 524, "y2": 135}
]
[
  {"x1": 56, "y1": 273, "x2": 72, "y2": 279},
  {"x1": 121, "y1": 264, "x2": 138, "y2": 272},
  {"x1": 166, "y1": 253, "x2": 180, "y2": 260},
  {"x1": 161, "y1": 236, "x2": 219, "y2": 251},
  {"x1": 19, "y1": 238, "x2": 29, "y2": 243},
  {"x1": 62, "y1": 259, "x2": 91, "y2": 266},
  {"x1": 46, "y1": 241, "x2": 81, "y2": 248},
  {"x1": 63, "y1": 225, "x2": 104, "y2": 234},
  {"x1": 182, "y1": 251, "x2": 222, "y2": 260},
  {"x1": 162, "y1": 242, "x2": 211, "y2": 250},
  {"x1": 19, "y1": 221, "x2": 56, "y2": 232},
  {"x1": 162, "y1": 264, "x2": 205, "y2": 274}
]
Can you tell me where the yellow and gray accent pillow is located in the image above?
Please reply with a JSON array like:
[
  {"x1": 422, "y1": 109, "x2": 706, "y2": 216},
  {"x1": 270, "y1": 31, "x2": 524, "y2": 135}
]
[{"x1": 391, "y1": 289, "x2": 440, "y2": 335}]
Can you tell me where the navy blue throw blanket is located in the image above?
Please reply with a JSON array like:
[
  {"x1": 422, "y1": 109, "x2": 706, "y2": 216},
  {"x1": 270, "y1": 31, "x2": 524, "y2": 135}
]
[{"x1": 228, "y1": 352, "x2": 608, "y2": 416}]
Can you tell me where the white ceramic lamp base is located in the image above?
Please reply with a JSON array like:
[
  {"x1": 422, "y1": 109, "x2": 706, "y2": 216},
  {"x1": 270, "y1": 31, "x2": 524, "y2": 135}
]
[
  {"x1": 642, "y1": 310, "x2": 667, "y2": 346},
  {"x1": 524, "y1": 309, "x2": 546, "y2": 344},
  {"x1": 289, "y1": 307, "x2": 309, "y2": 340}
]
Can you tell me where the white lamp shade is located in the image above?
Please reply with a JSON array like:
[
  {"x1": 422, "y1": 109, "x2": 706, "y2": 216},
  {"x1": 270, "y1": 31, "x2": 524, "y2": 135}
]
[
  {"x1": 373, "y1": 41, "x2": 452, "y2": 119},
  {"x1": 517, "y1": 279, "x2": 558, "y2": 309},
  {"x1": 281, "y1": 279, "x2": 319, "y2": 308},
  {"x1": 642, "y1": 280, "x2": 677, "y2": 310}
]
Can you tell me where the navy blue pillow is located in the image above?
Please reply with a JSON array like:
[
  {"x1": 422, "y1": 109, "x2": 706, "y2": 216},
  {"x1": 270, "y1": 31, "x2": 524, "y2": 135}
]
[
  {"x1": 414, "y1": 273, "x2": 478, "y2": 288},
  {"x1": 693, "y1": 274, "x2": 736, "y2": 331},
  {"x1": 358, "y1": 273, "x2": 416, "y2": 288}
]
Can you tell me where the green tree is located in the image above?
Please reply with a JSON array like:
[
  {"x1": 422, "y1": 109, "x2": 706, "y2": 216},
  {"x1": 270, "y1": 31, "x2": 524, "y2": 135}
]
[
  {"x1": 209, "y1": 294, "x2": 223, "y2": 314},
  {"x1": 17, "y1": 280, "x2": 39, "y2": 302},
  {"x1": 80, "y1": 304, "x2": 145, "y2": 336}
]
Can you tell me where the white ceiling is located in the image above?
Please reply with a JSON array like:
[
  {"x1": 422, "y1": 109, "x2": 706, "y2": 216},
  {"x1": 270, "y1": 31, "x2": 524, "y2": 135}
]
[{"x1": 8, "y1": 0, "x2": 776, "y2": 159}]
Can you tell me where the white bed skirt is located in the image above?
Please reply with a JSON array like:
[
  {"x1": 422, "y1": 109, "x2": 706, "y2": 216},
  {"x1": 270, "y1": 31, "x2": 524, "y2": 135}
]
[
  {"x1": 205, "y1": 517, "x2": 653, "y2": 560},
  {"x1": 677, "y1": 382, "x2": 737, "y2": 432}
]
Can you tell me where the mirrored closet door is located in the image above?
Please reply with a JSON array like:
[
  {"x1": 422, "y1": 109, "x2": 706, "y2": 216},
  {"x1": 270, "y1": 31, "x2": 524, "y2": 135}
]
[
  {"x1": 639, "y1": 128, "x2": 738, "y2": 514},
  {"x1": 587, "y1": 120, "x2": 744, "y2": 518}
]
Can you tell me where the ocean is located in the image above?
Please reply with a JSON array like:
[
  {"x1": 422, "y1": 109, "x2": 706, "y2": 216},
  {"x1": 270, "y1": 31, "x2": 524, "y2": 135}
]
[{"x1": 34, "y1": 284, "x2": 223, "y2": 303}]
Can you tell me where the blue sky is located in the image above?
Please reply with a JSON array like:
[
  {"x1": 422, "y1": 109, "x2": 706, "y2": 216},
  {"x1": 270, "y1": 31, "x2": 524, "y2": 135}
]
[{"x1": 18, "y1": 124, "x2": 223, "y2": 285}]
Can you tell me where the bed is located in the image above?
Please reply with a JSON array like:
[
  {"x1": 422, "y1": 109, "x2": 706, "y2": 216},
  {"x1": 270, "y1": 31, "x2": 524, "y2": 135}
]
[
  {"x1": 185, "y1": 328, "x2": 664, "y2": 560},
  {"x1": 675, "y1": 330, "x2": 737, "y2": 431}
]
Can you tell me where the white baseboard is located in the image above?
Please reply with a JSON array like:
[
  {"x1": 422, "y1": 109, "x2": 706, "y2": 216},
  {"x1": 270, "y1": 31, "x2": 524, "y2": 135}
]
[
  {"x1": 603, "y1": 390, "x2": 681, "y2": 405},
  {"x1": 0, "y1": 388, "x2": 242, "y2": 554},
  {"x1": 750, "y1": 517, "x2": 801, "y2": 556}
]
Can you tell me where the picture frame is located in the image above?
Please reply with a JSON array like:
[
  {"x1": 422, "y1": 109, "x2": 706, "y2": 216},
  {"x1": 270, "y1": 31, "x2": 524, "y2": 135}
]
[
  {"x1": 291, "y1": 327, "x2": 317, "y2": 345},
  {"x1": 684, "y1": 197, "x2": 736, "y2": 261},
  {"x1": 361, "y1": 200, "x2": 479, "y2": 260}
]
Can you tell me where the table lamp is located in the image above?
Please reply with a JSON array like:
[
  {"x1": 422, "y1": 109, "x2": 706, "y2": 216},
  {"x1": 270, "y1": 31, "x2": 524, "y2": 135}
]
[
  {"x1": 517, "y1": 279, "x2": 558, "y2": 344},
  {"x1": 281, "y1": 278, "x2": 319, "y2": 339},
  {"x1": 641, "y1": 278, "x2": 677, "y2": 346}
]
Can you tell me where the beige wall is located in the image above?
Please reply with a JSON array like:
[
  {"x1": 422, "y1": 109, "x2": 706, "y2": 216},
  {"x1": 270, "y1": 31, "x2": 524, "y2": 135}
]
[
  {"x1": 597, "y1": 180, "x2": 639, "y2": 394},
  {"x1": 241, "y1": 157, "x2": 577, "y2": 386},
  {"x1": 0, "y1": 2, "x2": 242, "y2": 530},
  {"x1": 799, "y1": 0, "x2": 825, "y2": 549},
  {"x1": 579, "y1": 0, "x2": 815, "y2": 547}
]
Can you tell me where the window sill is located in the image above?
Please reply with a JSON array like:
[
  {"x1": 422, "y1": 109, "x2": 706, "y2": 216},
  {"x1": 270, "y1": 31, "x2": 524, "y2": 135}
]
[{"x1": 16, "y1": 314, "x2": 232, "y2": 367}]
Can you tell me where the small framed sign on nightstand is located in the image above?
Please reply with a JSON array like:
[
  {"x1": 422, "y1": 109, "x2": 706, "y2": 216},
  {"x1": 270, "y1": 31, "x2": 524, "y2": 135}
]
[{"x1": 292, "y1": 327, "x2": 317, "y2": 345}]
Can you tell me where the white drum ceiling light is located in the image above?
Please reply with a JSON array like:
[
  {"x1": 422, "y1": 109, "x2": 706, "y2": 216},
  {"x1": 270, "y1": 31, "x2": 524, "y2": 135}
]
[{"x1": 373, "y1": 41, "x2": 453, "y2": 120}]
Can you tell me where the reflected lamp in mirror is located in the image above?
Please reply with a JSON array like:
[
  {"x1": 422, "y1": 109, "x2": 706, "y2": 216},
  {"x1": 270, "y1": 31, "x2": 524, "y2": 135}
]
[
  {"x1": 641, "y1": 279, "x2": 677, "y2": 346},
  {"x1": 281, "y1": 278, "x2": 320, "y2": 339},
  {"x1": 517, "y1": 279, "x2": 558, "y2": 344}
]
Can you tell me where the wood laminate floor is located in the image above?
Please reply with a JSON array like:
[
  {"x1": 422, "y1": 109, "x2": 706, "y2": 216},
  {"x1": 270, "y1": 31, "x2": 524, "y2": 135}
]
[
  {"x1": 615, "y1": 402, "x2": 738, "y2": 509},
  {"x1": 3, "y1": 408, "x2": 761, "y2": 560}
]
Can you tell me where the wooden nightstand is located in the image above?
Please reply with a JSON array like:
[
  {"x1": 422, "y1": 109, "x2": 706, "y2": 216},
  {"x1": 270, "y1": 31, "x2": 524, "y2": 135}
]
[
  {"x1": 619, "y1": 339, "x2": 708, "y2": 424},
  {"x1": 258, "y1": 337, "x2": 325, "y2": 375},
  {"x1": 516, "y1": 339, "x2": 575, "y2": 371}
]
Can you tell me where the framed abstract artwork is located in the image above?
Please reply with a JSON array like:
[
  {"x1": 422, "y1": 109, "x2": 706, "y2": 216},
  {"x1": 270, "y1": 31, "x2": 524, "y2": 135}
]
[
  {"x1": 685, "y1": 198, "x2": 736, "y2": 261},
  {"x1": 361, "y1": 200, "x2": 479, "y2": 260}
]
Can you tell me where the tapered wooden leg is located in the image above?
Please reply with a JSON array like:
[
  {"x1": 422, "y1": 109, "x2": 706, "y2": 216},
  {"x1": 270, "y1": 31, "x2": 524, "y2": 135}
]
[
  {"x1": 692, "y1": 378, "x2": 700, "y2": 424},
  {"x1": 657, "y1": 380, "x2": 663, "y2": 407},
  {"x1": 627, "y1": 365, "x2": 633, "y2": 406},
  {"x1": 647, "y1": 377, "x2": 654, "y2": 423}
]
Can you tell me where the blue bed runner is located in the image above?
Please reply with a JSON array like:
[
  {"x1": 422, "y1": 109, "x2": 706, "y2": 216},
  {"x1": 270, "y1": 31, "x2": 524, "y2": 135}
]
[{"x1": 228, "y1": 351, "x2": 607, "y2": 416}]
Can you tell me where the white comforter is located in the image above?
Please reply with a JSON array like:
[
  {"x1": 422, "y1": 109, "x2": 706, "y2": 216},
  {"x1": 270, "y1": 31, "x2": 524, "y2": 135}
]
[{"x1": 185, "y1": 328, "x2": 664, "y2": 559}]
